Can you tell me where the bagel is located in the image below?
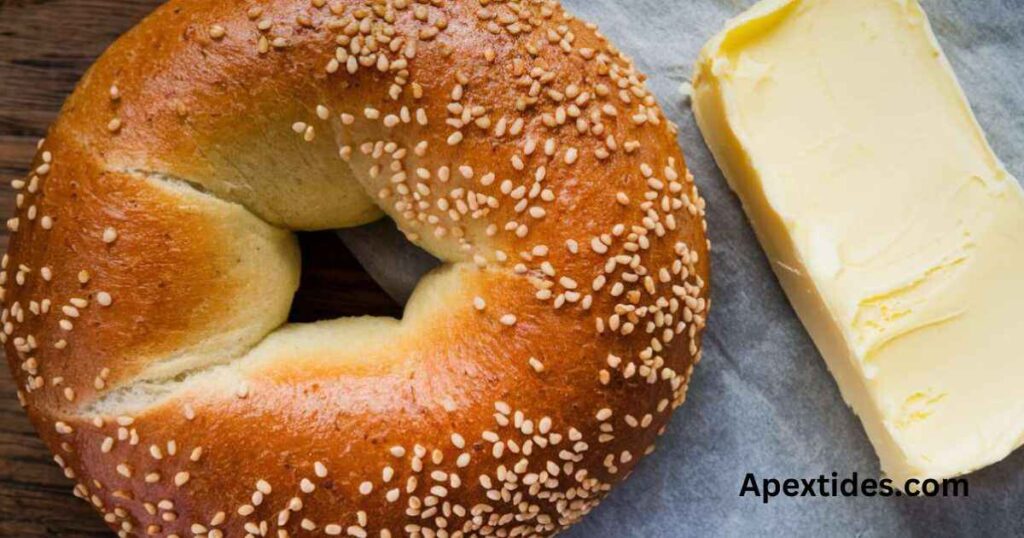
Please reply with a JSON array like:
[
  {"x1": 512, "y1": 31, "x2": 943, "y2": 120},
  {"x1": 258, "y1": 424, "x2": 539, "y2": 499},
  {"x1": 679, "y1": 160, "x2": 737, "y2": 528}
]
[{"x1": 2, "y1": 1, "x2": 710, "y2": 536}]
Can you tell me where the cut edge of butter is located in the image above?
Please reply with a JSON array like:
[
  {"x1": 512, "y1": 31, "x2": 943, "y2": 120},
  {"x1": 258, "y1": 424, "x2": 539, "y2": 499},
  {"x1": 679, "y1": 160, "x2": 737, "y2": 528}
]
[{"x1": 693, "y1": 0, "x2": 1024, "y2": 482}]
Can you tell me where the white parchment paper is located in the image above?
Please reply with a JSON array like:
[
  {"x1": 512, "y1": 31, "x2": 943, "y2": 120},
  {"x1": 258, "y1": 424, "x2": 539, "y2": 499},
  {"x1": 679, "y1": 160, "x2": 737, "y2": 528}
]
[{"x1": 339, "y1": 1, "x2": 1024, "y2": 535}]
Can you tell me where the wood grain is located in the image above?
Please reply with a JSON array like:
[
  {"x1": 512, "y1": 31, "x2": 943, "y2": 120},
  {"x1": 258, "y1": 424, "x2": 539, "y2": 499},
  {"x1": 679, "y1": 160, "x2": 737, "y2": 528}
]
[{"x1": 0, "y1": 1, "x2": 401, "y2": 535}]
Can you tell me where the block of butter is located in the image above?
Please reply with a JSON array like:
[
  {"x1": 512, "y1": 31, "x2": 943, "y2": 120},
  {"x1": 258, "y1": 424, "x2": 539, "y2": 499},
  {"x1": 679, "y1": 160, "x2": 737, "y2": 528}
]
[{"x1": 693, "y1": 0, "x2": 1024, "y2": 482}]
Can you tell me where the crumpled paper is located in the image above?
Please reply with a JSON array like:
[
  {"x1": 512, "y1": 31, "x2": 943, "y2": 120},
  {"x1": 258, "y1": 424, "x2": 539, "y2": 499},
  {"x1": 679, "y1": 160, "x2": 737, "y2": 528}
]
[{"x1": 338, "y1": 0, "x2": 1024, "y2": 535}]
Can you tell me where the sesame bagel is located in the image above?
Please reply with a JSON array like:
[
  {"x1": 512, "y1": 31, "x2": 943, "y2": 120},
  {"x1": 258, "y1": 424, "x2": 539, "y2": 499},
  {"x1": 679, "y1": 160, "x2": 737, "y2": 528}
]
[{"x1": 2, "y1": 0, "x2": 710, "y2": 536}]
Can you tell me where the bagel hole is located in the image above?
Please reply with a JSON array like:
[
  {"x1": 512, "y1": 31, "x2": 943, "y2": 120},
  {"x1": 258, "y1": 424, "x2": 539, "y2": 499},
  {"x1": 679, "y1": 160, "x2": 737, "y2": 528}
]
[
  {"x1": 289, "y1": 220, "x2": 440, "y2": 322},
  {"x1": 288, "y1": 231, "x2": 402, "y2": 321}
]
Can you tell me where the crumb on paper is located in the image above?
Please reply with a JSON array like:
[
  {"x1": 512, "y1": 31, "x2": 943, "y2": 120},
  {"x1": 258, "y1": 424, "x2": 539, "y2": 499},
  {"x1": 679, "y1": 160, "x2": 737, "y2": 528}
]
[{"x1": 679, "y1": 80, "x2": 694, "y2": 103}]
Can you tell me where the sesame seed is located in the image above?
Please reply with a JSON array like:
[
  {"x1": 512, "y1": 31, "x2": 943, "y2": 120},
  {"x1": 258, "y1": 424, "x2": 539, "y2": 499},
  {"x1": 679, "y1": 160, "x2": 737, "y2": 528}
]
[
  {"x1": 209, "y1": 25, "x2": 226, "y2": 39},
  {"x1": 256, "y1": 479, "x2": 272, "y2": 494},
  {"x1": 499, "y1": 314, "x2": 517, "y2": 326},
  {"x1": 565, "y1": 147, "x2": 579, "y2": 164},
  {"x1": 314, "y1": 461, "x2": 328, "y2": 477},
  {"x1": 102, "y1": 227, "x2": 118, "y2": 243},
  {"x1": 174, "y1": 472, "x2": 190, "y2": 486}
]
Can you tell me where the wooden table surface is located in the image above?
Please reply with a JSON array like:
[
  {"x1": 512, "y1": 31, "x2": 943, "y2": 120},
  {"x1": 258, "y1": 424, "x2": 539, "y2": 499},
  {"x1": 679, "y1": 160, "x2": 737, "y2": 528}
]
[{"x1": 0, "y1": 1, "x2": 401, "y2": 535}]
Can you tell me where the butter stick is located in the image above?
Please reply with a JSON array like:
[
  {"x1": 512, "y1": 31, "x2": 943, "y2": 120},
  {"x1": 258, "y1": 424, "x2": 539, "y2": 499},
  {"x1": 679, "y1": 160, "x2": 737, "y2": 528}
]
[{"x1": 693, "y1": 0, "x2": 1024, "y2": 482}]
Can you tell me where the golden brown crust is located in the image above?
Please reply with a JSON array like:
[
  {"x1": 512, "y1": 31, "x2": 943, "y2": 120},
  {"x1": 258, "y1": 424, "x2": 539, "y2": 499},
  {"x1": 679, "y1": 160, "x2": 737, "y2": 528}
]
[{"x1": 3, "y1": 1, "x2": 710, "y2": 537}]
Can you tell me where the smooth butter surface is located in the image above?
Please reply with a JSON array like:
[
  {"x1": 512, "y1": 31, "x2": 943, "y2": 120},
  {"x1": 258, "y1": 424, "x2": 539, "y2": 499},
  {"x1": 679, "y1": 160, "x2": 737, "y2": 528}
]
[{"x1": 693, "y1": 0, "x2": 1024, "y2": 481}]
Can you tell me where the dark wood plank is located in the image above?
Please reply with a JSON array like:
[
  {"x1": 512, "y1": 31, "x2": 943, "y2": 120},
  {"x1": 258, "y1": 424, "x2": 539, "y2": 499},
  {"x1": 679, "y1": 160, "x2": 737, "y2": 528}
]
[{"x1": 0, "y1": 1, "x2": 401, "y2": 535}]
